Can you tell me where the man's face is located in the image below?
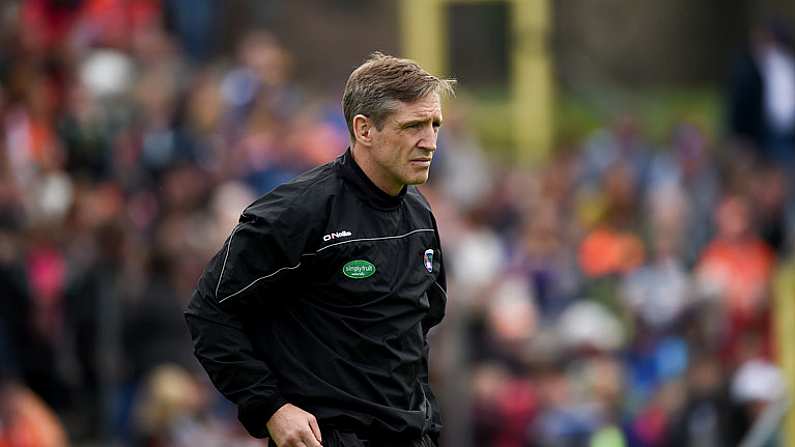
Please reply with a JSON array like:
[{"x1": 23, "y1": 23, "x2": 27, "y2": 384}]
[{"x1": 367, "y1": 94, "x2": 442, "y2": 195}]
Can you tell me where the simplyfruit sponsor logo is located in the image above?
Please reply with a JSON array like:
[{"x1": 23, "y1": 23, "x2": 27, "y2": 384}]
[{"x1": 342, "y1": 260, "x2": 376, "y2": 279}]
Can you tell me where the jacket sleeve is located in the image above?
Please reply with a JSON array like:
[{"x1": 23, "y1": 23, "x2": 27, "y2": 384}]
[
  {"x1": 420, "y1": 220, "x2": 447, "y2": 440},
  {"x1": 184, "y1": 191, "x2": 315, "y2": 438}
]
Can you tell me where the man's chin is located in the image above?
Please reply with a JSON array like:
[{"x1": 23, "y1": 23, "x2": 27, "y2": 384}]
[{"x1": 405, "y1": 174, "x2": 430, "y2": 186}]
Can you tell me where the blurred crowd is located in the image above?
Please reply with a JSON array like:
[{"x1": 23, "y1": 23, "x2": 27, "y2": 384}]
[
  {"x1": 0, "y1": 1, "x2": 793, "y2": 446},
  {"x1": 439, "y1": 19, "x2": 795, "y2": 447}
]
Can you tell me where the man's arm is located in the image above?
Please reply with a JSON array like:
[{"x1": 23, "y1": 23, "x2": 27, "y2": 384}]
[
  {"x1": 185, "y1": 194, "x2": 322, "y2": 445},
  {"x1": 186, "y1": 285, "x2": 323, "y2": 446},
  {"x1": 185, "y1": 273, "x2": 286, "y2": 437},
  {"x1": 420, "y1": 236, "x2": 448, "y2": 442}
]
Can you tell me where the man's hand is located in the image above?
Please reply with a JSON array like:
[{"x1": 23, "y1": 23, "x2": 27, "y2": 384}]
[{"x1": 266, "y1": 403, "x2": 323, "y2": 447}]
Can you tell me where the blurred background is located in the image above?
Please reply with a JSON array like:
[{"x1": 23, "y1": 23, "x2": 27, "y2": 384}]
[{"x1": 1, "y1": 0, "x2": 795, "y2": 446}]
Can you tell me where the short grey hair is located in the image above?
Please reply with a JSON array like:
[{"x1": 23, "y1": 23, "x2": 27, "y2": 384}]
[{"x1": 342, "y1": 52, "x2": 456, "y2": 141}]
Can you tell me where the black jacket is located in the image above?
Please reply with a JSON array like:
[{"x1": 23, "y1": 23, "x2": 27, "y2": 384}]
[{"x1": 185, "y1": 148, "x2": 447, "y2": 440}]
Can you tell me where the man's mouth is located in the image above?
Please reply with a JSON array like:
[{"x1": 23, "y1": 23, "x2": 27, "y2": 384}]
[{"x1": 410, "y1": 158, "x2": 432, "y2": 167}]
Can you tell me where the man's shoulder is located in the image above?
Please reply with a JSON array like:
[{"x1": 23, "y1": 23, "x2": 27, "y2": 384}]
[
  {"x1": 280, "y1": 158, "x2": 341, "y2": 196},
  {"x1": 243, "y1": 158, "x2": 341, "y2": 220},
  {"x1": 406, "y1": 186, "x2": 434, "y2": 213}
]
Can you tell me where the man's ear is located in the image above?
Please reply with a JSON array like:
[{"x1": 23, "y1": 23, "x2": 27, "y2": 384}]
[{"x1": 353, "y1": 114, "x2": 373, "y2": 146}]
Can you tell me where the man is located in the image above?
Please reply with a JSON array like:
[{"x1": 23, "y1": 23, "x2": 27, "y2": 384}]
[
  {"x1": 185, "y1": 53, "x2": 454, "y2": 447},
  {"x1": 728, "y1": 19, "x2": 795, "y2": 163}
]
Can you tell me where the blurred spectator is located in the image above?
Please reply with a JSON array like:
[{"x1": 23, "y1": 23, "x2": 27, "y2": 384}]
[
  {"x1": 558, "y1": 301, "x2": 624, "y2": 353},
  {"x1": 578, "y1": 116, "x2": 653, "y2": 196},
  {"x1": 511, "y1": 173, "x2": 580, "y2": 319},
  {"x1": 0, "y1": 380, "x2": 69, "y2": 447},
  {"x1": 130, "y1": 364, "x2": 258, "y2": 447},
  {"x1": 647, "y1": 123, "x2": 718, "y2": 266},
  {"x1": 749, "y1": 163, "x2": 791, "y2": 254},
  {"x1": 728, "y1": 19, "x2": 795, "y2": 164},
  {"x1": 532, "y1": 360, "x2": 601, "y2": 447},
  {"x1": 632, "y1": 380, "x2": 684, "y2": 447},
  {"x1": 470, "y1": 364, "x2": 537, "y2": 447},
  {"x1": 578, "y1": 162, "x2": 645, "y2": 279},
  {"x1": 434, "y1": 101, "x2": 493, "y2": 212},
  {"x1": 696, "y1": 195, "x2": 775, "y2": 365},
  {"x1": 621, "y1": 195, "x2": 691, "y2": 332},
  {"x1": 163, "y1": 0, "x2": 220, "y2": 64},
  {"x1": 63, "y1": 220, "x2": 128, "y2": 440},
  {"x1": 122, "y1": 248, "x2": 197, "y2": 382},
  {"x1": 664, "y1": 353, "x2": 737, "y2": 447}
]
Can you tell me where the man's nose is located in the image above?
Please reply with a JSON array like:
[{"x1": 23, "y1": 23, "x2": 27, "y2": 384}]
[{"x1": 418, "y1": 126, "x2": 437, "y2": 151}]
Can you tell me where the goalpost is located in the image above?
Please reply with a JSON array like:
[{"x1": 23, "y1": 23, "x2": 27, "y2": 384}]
[{"x1": 399, "y1": 0, "x2": 554, "y2": 163}]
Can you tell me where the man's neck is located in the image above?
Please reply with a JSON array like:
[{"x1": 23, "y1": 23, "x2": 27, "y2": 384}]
[{"x1": 350, "y1": 144, "x2": 402, "y2": 196}]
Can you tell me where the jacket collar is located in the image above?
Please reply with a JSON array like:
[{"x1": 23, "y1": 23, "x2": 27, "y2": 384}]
[{"x1": 338, "y1": 147, "x2": 407, "y2": 210}]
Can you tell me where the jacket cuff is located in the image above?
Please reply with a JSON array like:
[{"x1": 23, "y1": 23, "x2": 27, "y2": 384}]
[{"x1": 237, "y1": 395, "x2": 290, "y2": 438}]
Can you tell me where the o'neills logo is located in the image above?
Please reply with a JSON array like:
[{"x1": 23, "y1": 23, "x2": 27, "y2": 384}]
[
  {"x1": 324, "y1": 230, "x2": 352, "y2": 242},
  {"x1": 342, "y1": 260, "x2": 376, "y2": 279}
]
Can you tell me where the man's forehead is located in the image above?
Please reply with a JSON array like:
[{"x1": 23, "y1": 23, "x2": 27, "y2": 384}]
[{"x1": 393, "y1": 95, "x2": 442, "y2": 120}]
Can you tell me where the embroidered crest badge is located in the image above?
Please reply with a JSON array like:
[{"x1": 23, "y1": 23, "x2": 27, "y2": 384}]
[{"x1": 423, "y1": 249, "x2": 434, "y2": 273}]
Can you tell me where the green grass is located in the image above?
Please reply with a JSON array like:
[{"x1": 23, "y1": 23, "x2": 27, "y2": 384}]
[{"x1": 460, "y1": 85, "x2": 722, "y2": 160}]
